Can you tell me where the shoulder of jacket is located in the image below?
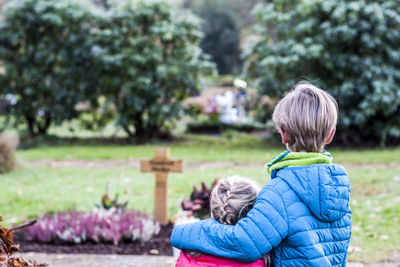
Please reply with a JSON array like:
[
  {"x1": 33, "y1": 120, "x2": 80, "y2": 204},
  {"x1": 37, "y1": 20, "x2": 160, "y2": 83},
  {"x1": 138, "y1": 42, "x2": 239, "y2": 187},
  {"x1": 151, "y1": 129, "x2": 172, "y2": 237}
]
[
  {"x1": 266, "y1": 176, "x2": 292, "y2": 193},
  {"x1": 259, "y1": 178, "x2": 292, "y2": 221}
]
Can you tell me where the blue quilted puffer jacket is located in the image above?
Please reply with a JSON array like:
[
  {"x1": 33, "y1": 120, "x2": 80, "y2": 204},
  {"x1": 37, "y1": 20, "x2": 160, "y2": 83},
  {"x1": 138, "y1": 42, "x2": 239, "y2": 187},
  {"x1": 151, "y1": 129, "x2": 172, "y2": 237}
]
[{"x1": 171, "y1": 164, "x2": 352, "y2": 266}]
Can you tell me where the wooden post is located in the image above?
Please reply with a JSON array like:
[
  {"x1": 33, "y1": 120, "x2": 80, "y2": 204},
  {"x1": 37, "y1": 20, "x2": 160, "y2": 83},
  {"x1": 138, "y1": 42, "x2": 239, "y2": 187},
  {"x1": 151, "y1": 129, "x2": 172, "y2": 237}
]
[{"x1": 140, "y1": 148, "x2": 182, "y2": 225}]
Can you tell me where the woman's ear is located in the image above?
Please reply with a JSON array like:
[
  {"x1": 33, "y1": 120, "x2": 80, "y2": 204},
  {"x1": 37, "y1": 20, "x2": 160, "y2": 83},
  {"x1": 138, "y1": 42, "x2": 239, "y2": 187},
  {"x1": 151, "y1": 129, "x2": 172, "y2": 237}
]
[
  {"x1": 278, "y1": 127, "x2": 289, "y2": 144},
  {"x1": 325, "y1": 128, "x2": 336, "y2": 144}
]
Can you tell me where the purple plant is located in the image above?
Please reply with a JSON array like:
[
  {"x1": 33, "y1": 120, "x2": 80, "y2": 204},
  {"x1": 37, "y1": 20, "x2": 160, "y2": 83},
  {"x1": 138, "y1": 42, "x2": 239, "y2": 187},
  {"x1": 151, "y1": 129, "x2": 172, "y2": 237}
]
[{"x1": 27, "y1": 208, "x2": 160, "y2": 245}]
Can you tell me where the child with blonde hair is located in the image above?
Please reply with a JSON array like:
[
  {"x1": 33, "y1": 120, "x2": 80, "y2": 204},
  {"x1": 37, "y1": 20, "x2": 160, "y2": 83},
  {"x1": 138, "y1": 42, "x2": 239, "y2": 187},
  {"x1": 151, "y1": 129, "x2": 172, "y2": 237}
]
[
  {"x1": 176, "y1": 176, "x2": 271, "y2": 267},
  {"x1": 172, "y1": 82, "x2": 352, "y2": 266}
]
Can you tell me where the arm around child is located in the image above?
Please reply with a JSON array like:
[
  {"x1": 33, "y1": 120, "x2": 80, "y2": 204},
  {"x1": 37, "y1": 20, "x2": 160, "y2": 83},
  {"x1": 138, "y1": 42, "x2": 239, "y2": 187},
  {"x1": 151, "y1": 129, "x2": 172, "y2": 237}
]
[{"x1": 171, "y1": 178, "x2": 289, "y2": 262}]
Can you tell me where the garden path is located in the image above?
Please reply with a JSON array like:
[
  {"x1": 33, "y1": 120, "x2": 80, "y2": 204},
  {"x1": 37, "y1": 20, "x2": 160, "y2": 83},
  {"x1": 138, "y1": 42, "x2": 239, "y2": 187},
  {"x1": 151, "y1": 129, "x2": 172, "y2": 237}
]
[
  {"x1": 17, "y1": 253, "x2": 176, "y2": 267},
  {"x1": 16, "y1": 252, "x2": 400, "y2": 267}
]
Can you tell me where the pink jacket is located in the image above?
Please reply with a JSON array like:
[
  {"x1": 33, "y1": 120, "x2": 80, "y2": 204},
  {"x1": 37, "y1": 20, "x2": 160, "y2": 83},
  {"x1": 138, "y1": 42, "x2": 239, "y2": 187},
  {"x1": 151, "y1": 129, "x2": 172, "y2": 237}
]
[{"x1": 176, "y1": 251, "x2": 265, "y2": 267}]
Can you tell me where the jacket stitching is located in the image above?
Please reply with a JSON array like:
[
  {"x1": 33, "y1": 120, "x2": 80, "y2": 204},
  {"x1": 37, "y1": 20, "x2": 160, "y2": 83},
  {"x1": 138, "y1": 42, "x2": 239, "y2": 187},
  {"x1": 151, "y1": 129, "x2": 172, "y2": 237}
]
[
  {"x1": 329, "y1": 195, "x2": 350, "y2": 200},
  {"x1": 253, "y1": 205, "x2": 286, "y2": 240},
  {"x1": 271, "y1": 180, "x2": 290, "y2": 237},
  {"x1": 290, "y1": 213, "x2": 349, "y2": 222},
  {"x1": 269, "y1": 183, "x2": 290, "y2": 238},
  {"x1": 290, "y1": 225, "x2": 351, "y2": 236},
  {"x1": 281, "y1": 251, "x2": 346, "y2": 261},
  {"x1": 179, "y1": 225, "x2": 184, "y2": 249},
  {"x1": 322, "y1": 184, "x2": 349, "y2": 188},
  {"x1": 284, "y1": 164, "x2": 345, "y2": 173},
  {"x1": 287, "y1": 237, "x2": 350, "y2": 249},
  {"x1": 328, "y1": 207, "x2": 348, "y2": 212},
  {"x1": 233, "y1": 227, "x2": 250, "y2": 261},
  {"x1": 289, "y1": 213, "x2": 351, "y2": 226},
  {"x1": 247, "y1": 215, "x2": 269, "y2": 255},
  {"x1": 256, "y1": 195, "x2": 286, "y2": 226},
  {"x1": 188, "y1": 223, "x2": 194, "y2": 249},
  {"x1": 241, "y1": 224, "x2": 265, "y2": 261},
  {"x1": 319, "y1": 166, "x2": 322, "y2": 220},
  {"x1": 286, "y1": 200, "x2": 302, "y2": 210}
]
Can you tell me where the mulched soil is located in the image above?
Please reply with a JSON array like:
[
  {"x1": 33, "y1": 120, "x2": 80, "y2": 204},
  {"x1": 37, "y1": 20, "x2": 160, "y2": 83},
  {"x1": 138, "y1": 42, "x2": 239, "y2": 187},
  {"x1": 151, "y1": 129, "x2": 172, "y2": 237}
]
[{"x1": 13, "y1": 223, "x2": 173, "y2": 256}]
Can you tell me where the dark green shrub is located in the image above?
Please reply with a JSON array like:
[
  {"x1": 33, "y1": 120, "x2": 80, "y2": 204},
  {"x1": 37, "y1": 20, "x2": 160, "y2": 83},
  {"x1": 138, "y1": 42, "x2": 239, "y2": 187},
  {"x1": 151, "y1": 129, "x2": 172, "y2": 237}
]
[
  {"x1": 245, "y1": 0, "x2": 400, "y2": 146},
  {"x1": 184, "y1": 103, "x2": 203, "y2": 119},
  {"x1": 0, "y1": 0, "x2": 99, "y2": 136},
  {"x1": 94, "y1": 0, "x2": 214, "y2": 140},
  {"x1": 76, "y1": 97, "x2": 116, "y2": 132}
]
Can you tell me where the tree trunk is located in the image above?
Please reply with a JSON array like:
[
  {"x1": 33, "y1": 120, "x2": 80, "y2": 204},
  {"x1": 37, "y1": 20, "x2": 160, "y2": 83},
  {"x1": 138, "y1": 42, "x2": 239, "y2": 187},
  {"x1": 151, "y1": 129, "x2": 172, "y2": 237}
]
[
  {"x1": 25, "y1": 113, "x2": 51, "y2": 137},
  {"x1": 122, "y1": 124, "x2": 134, "y2": 138},
  {"x1": 37, "y1": 112, "x2": 51, "y2": 135},
  {"x1": 25, "y1": 114, "x2": 37, "y2": 137},
  {"x1": 148, "y1": 122, "x2": 161, "y2": 138},
  {"x1": 380, "y1": 125, "x2": 389, "y2": 148},
  {"x1": 133, "y1": 113, "x2": 148, "y2": 143}
]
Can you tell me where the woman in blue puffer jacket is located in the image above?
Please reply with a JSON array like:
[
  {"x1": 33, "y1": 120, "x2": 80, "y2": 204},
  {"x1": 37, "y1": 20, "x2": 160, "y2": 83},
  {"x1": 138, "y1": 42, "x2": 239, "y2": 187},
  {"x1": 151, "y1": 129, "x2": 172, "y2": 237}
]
[{"x1": 171, "y1": 82, "x2": 352, "y2": 266}]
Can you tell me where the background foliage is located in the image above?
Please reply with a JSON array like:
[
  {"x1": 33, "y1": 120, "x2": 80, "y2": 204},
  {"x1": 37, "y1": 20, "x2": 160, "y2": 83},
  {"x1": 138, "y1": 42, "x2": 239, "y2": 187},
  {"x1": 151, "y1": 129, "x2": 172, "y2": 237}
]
[
  {"x1": 0, "y1": 0, "x2": 213, "y2": 140},
  {"x1": 1, "y1": 0, "x2": 399, "y2": 145},
  {"x1": 0, "y1": 0, "x2": 98, "y2": 136},
  {"x1": 94, "y1": 0, "x2": 214, "y2": 140},
  {"x1": 245, "y1": 0, "x2": 400, "y2": 145}
]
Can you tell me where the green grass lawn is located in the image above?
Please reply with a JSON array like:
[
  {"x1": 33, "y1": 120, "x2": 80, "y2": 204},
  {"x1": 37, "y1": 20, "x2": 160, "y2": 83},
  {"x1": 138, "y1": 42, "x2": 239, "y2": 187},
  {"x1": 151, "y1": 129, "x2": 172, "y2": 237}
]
[
  {"x1": 1, "y1": 133, "x2": 399, "y2": 263},
  {"x1": 16, "y1": 133, "x2": 400, "y2": 164}
]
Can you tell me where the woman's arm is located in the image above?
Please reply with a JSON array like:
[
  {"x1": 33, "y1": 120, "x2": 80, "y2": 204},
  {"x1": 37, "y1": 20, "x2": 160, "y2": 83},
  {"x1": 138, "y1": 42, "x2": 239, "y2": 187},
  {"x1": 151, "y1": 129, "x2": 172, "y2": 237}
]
[{"x1": 171, "y1": 182, "x2": 289, "y2": 262}]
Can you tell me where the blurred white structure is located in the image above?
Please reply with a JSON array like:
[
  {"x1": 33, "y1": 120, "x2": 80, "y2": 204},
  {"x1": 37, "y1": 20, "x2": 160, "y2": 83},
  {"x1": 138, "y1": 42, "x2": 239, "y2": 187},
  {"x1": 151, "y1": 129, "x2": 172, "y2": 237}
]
[
  {"x1": 233, "y1": 78, "x2": 247, "y2": 89},
  {"x1": 215, "y1": 90, "x2": 238, "y2": 124}
]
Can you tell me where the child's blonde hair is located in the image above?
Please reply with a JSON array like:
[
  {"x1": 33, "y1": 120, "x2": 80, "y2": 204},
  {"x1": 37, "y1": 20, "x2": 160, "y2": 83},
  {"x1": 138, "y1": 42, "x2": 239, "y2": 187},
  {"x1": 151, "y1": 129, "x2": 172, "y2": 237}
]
[
  {"x1": 272, "y1": 81, "x2": 338, "y2": 153},
  {"x1": 210, "y1": 176, "x2": 260, "y2": 225}
]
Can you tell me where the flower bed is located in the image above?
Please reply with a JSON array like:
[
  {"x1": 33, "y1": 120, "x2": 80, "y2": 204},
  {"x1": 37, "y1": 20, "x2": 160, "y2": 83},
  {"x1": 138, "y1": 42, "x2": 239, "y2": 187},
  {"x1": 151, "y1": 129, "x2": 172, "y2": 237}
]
[
  {"x1": 14, "y1": 223, "x2": 173, "y2": 256},
  {"x1": 27, "y1": 208, "x2": 160, "y2": 246},
  {"x1": 11, "y1": 190, "x2": 172, "y2": 256}
]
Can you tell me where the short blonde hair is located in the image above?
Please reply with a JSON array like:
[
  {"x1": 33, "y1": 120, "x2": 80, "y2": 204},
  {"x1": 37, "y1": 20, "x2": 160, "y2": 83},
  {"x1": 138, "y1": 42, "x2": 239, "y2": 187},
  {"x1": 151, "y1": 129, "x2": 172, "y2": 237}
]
[
  {"x1": 272, "y1": 82, "x2": 338, "y2": 153},
  {"x1": 210, "y1": 176, "x2": 260, "y2": 225}
]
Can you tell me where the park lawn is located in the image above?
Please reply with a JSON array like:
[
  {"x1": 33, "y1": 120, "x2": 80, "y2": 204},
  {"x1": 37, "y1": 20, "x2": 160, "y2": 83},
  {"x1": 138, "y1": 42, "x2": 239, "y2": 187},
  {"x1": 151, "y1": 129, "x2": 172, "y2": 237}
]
[
  {"x1": 347, "y1": 168, "x2": 400, "y2": 263},
  {"x1": 1, "y1": 134, "x2": 399, "y2": 263},
  {"x1": 16, "y1": 134, "x2": 400, "y2": 164},
  {"x1": 16, "y1": 134, "x2": 278, "y2": 163}
]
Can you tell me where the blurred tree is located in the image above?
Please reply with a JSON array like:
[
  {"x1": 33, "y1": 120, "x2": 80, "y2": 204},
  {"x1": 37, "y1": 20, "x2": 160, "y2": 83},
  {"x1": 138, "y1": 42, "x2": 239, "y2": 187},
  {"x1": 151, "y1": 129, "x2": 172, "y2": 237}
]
[
  {"x1": 94, "y1": 0, "x2": 214, "y2": 140},
  {"x1": 184, "y1": 0, "x2": 267, "y2": 30},
  {"x1": 91, "y1": 0, "x2": 110, "y2": 9},
  {"x1": 245, "y1": 0, "x2": 400, "y2": 146},
  {"x1": 191, "y1": 0, "x2": 241, "y2": 75},
  {"x1": 0, "y1": 0, "x2": 99, "y2": 136}
]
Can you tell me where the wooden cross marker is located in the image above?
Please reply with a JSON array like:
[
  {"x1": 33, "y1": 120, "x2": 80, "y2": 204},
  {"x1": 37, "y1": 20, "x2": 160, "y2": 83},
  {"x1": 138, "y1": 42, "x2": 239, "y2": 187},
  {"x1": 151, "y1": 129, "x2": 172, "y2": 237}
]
[{"x1": 140, "y1": 148, "x2": 182, "y2": 225}]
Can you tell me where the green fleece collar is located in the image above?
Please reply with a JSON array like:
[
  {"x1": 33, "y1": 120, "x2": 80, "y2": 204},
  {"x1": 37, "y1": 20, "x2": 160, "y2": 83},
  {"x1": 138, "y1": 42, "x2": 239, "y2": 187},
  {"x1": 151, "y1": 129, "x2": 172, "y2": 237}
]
[{"x1": 266, "y1": 150, "x2": 333, "y2": 176}]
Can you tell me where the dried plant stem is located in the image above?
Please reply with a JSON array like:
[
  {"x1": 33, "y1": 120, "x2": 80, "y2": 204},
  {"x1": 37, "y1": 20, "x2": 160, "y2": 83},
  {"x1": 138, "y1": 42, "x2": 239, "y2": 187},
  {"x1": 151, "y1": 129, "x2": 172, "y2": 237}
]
[{"x1": 9, "y1": 220, "x2": 37, "y2": 232}]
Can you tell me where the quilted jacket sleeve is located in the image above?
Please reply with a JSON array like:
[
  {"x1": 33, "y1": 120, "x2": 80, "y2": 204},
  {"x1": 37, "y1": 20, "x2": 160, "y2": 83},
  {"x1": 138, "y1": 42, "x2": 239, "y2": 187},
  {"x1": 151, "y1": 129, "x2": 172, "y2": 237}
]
[{"x1": 170, "y1": 182, "x2": 289, "y2": 262}]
